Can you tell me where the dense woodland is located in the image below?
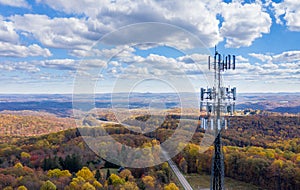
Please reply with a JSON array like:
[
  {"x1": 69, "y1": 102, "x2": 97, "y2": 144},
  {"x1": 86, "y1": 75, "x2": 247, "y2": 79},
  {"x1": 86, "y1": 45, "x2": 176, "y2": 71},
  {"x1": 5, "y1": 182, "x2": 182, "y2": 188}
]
[{"x1": 0, "y1": 112, "x2": 299, "y2": 189}]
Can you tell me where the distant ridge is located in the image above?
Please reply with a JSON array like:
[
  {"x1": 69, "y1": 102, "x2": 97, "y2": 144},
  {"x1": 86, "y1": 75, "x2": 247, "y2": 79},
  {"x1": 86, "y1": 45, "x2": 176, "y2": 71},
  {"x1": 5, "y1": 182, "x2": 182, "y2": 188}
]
[{"x1": 0, "y1": 93, "x2": 299, "y2": 116}]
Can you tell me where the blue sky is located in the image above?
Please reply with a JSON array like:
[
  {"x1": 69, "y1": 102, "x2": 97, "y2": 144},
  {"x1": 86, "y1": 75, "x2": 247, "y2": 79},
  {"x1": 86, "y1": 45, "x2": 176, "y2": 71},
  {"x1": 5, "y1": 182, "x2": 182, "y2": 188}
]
[{"x1": 0, "y1": 0, "x2": 299, "y2": 93}]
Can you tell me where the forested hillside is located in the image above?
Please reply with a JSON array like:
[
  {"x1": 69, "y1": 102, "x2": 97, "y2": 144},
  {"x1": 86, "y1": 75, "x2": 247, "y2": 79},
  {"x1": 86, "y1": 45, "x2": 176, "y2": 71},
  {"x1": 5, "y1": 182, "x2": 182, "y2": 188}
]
[{"x1": 0, "y1": 112, "x2": 299, "y2": 189}]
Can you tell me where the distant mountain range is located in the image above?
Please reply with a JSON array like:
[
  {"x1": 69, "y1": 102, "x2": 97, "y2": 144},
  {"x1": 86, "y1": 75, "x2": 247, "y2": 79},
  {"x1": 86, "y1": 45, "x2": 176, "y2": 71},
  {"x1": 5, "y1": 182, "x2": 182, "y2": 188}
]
[{"x1": 0, "y1": 93, "x2": 299, "y2": 117}]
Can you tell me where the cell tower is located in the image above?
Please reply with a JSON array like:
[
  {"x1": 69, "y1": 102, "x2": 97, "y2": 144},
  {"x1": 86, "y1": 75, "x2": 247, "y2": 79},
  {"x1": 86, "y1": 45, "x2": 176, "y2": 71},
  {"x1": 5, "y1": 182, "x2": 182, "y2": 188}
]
[{"x1": 200, "y1": 46, "x2": 237, "y2": 190}]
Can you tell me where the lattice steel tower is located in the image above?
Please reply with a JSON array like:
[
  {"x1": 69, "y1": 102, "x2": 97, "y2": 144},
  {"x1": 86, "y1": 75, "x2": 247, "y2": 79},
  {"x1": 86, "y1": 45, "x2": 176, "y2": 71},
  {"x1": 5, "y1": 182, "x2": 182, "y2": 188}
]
[{"x1": 200, "y1": 47, "x2": 237, "y2": 190}]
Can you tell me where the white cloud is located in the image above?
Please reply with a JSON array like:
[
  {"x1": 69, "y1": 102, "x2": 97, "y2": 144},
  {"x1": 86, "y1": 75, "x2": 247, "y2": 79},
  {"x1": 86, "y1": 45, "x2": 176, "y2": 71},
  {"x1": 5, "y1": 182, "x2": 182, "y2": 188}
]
[
  {"x1": 273, "y1": 0, "x2": 300, "y2": 31},
  {"x1": 35, "y1": 0, "x2": 222, "y2": 48},
  {"x1": 273, "y1": 51, "x2": 300, "y2": 63},
  {"x1": 39, "y1": 59, "x2": 107, "y2": 71},
  {"x1": 242, "y1": 50, "x2": 300, "y2": 82},
  {"x1": 249, "y1": 53, "x2": 272, "y2": 63},
  {"x1": 10, "y1": 14, "x2": 101, "y2": 49},
  {"x1": 0, "y1": 19, "x2": 19, "y2": 43},
  {"x1": 105, "y1": 52, "x2": 209, "y2": 79},
  {"x1": 0, "y1": 0, "x2": 30, "y2": 8},
  {"x1": 261, "y1": 62, "x2": 279, "y2": 70},
  {"x1": 279, "y1": 62, "x2": 300, "y2": 69},
  {"x1": 250, "y1": 51, "x2": 300, "y2": 64},
  {"x1": 1, "y1": 50, "x2": 299, "y2": 93},
  {"x1": 121, "y1": 64, "x2": 149, "y2": 76},
  {"x1": 35, "y1": 49, "x2": 300, "y2": 85},
  {"x1": 39, "y1": 59, "x2": 77, "y2": 70},
  {"x1": 90, "y1": 48, "x2": 299, "y2": 83},
  {"x1": 0, "y1": 58, "x2": 107, "y2": 76},
  {"x1": 70, "y1": 45, "x2": 136, "y2": 59},
  {"x1": 0, "y1": 61, "x2": 40, "y2": 73},
  {"x1": 220, "y1": 2, "x2": 272, "y2": 48},
  {"x1": 0, "y1": 41, "x2": 51, "y2": 57},
  {"x1": 3, "y1": 0, "x2": 273, "y2": 54},
  {"x1": 0, "y1": 16, "x2": 52, "y2": 58},
  {"x1": 105, "y1": 53, "x2": 299, "y2": 92},
  {"x1": 236, "y1": 55, "x2": 249, "y2": 63}
]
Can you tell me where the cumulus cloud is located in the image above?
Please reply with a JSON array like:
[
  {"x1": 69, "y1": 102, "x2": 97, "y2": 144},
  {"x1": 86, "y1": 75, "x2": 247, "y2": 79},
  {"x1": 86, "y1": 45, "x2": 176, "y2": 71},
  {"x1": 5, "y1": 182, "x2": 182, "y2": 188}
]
[
  {"x1": 35, "y1": 0, "x2": 222, "y2": 48},
  {"x1": 0, "y1": 15, "x2": 52, "y2": 58},
  {"x1": 1, "y1": 0, "x2": 274, "y2": 54},
  {"x1": 249, "y1": 53, "x2": 273, "y2": 63},
  {"x1": 0, "y1": 0, "x2": 30, "y2": 8},
  {"x1": 39, "y1": 59, "x2": 107, "y2": 71},
  {"x1": 3, "y1": 47, "x2": 295, "y2": 85},
  {"x1": 137, "y1": 50, "x2": 299, "y2": 84},
  {"x1": 250, "y1": 51, "x2": 300, "y2": 64},
  {"x1": 0, "y1": 19, "x2": 19, "y2": 43},
  {"x1": 80, "y1": 47, "x2": 299, "y2": 84},
  {"x1": 10, "y1": 14, "x2": 102, "y2": 49},
  {"x1": 0, "y1": 58, "x2": 108, "y2": 81},
  {"x1": 245, "y1": 50, "x2": 300, "y2": 83},
  {"x1": 1, "y1": 49, "x2": 299, "y2": 92},
  {"x1": 273, "y1": 0, "x2": 300, "y2": 31},
  {"x1": 103, "y1": 51, "x2": 210, "y2": 79},
  {"x1": 39, "y1": 59, "x2": 78, "y2": 70},
  {"x1": 0, "y1": 61, "x2": 40, "y2": 73},
  {"x1": 220, "y1": 2, "x2": 272, "y2": 48},
  {"x1": 236, "y1": 55, "x2": 249, "y2": 62},
  {"x1": 70, "y1": 45, "x2": 136, "y2": 58},
  {"x1": 0, "y1": 42, "x2": 52, "y2": 57},
  {"x1": 272, "y1": 51, "x2": 300, "y2": 63}
]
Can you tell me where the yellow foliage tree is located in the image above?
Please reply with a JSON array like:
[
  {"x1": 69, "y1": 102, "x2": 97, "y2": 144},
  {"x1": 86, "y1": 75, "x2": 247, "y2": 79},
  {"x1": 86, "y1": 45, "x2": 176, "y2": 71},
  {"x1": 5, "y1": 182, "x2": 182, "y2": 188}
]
[
  {"x1": 17, "y1": 186, "x2": 28, "y2": 190},
  {"x1": 164, "y1": 183, "x2": 179, "y2": 190},
  {"x1": 40, "y1": 180, "x2": 56, "y2": 190},
  {"x1": 119, "y1": 169, "x2": 134, "y2": 181},
  {"x1": 47, "y1": 168, "x2": 72, "y2": 178},
  {"x1": 76, "y1": 167, "x2": 95, "y2": 182},
  {"x1": 187, "y1": 143, "x2": 200, "y2": 157},
  {"x1": 109, "y1": 173, "x2": 125, "y2": 186},
  {"x1": 92, "y1": 180, "x2": 103, "y2": 189},
  {"x1": 120, "y1": 181, "x2": 139, "y2": 190},
  {"x1": 151, "y1": 139, "x2": 160, "y2": 146},
  {"x1": 68, "y1": 176, "x2": 86, "y2": 190},
  {"x1": 264, "y1": 149, "x2": 275, "y2": 159},
  {"x1": 82, "y1": 182, "x2": 96, "y2": 190},
  {"x1": 14, "y1": 162, "x2": 23, "y2": 169},
  {"x1": 295, "y1": 154, "x2": 300, "y2": 163},
  {"x1": 142, "y1": 142, "x2": 152, "y2": 148},
  {"x1": 142, "y1": 175, "x2": 155, "y2": 188},
  {"x1": 273, "y1": 159, "x2": 284, "y2": 168},
  {"x1": 20, "y1": 152, "x2": 31, "y2": 159}
]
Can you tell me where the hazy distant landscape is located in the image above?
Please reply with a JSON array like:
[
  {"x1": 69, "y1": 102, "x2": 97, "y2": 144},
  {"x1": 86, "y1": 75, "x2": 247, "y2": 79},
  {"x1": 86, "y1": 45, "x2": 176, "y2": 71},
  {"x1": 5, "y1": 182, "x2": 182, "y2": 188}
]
[{"x1": 0, "y1": 93, "x2": 299, "y2": 117}]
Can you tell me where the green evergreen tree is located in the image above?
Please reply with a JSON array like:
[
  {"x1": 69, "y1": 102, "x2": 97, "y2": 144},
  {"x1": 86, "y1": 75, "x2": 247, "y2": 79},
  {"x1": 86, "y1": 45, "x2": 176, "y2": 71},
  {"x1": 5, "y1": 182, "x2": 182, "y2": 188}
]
[
  {"x1": 106, "y1": 169, "x2": 111, "y2": 180},
  {"x1": 58, "y1": 157, "x2": 65, "y2": 169},
  {"x1": 63, "y1": 154, "x2": 82, "y2": 173},
  {"x1": 71, "y1": 154, "x2": 82, "y2": 173},
  {"x1": 95, "y1": 169, "x2": 101, "y2": 181}
]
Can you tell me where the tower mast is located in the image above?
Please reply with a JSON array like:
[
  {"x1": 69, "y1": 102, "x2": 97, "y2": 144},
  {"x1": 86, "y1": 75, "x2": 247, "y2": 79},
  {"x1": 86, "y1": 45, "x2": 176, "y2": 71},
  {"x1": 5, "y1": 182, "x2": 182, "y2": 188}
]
[{"x1": 200, "y1": 46, "x2": 237, "y2": 190}]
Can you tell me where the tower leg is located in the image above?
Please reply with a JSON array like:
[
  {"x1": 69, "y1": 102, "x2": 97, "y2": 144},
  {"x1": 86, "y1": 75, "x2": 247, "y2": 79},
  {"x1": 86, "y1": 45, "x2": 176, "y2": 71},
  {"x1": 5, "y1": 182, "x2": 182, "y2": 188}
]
[{"x1": 211, "y1": 132, "x2": 224, "y2": 190}]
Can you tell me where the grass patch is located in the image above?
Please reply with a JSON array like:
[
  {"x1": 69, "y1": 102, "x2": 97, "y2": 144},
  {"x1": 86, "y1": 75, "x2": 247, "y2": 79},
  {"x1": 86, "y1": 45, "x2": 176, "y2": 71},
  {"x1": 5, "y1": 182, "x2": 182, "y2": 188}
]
[{"x1": 185, "y1": 174, "x2": 263, "y2": 190}]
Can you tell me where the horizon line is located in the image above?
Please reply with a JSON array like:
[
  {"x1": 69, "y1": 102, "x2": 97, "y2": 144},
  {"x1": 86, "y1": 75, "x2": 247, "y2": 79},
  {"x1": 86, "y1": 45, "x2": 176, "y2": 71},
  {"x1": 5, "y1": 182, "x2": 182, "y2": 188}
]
[{"x1": 0, "y1": 91, "x2": 300, "y2": 95}]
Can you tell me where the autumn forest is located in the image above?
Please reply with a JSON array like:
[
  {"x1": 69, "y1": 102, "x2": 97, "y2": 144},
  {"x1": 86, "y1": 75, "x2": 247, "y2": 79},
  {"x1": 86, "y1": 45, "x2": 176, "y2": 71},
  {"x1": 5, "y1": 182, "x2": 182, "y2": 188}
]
[{"x1": 0, "y1": 110, "x2": 299, "y2": 190}]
